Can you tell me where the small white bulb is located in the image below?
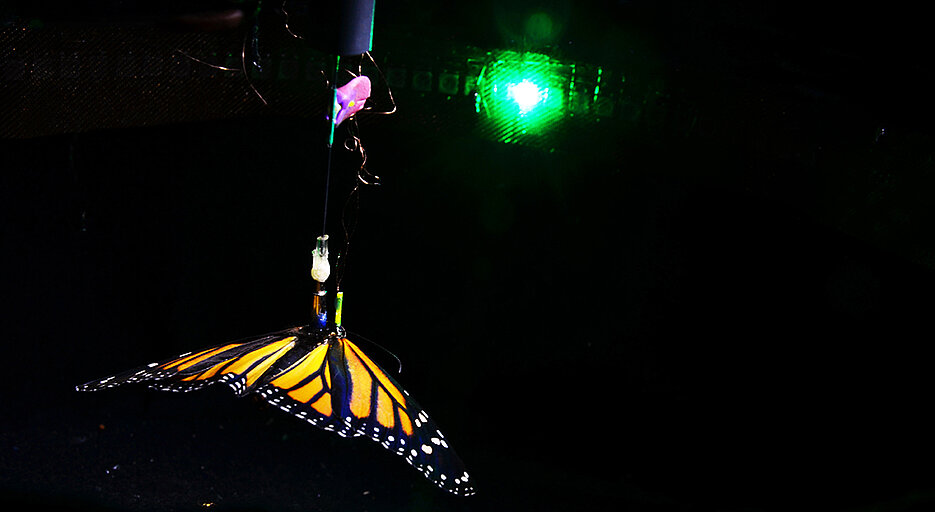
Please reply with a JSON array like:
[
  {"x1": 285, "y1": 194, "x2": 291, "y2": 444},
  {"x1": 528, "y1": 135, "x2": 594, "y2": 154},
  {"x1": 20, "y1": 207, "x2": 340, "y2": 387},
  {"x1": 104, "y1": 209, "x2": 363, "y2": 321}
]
[{"x1": 311, "y1": 235, "x2": 330, "y2": 283}]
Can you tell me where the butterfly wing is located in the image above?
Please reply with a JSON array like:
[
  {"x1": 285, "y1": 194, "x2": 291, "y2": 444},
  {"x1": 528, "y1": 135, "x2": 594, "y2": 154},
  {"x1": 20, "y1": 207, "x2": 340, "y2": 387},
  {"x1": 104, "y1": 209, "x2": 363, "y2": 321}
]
[
  {"x1": 77, "y1": 327, "x2": 475, "y2": 495},
  {"x1": 256, "y1": 335, "x2": 475, "y2": 496},
  {"x1": 255, "y1": 338, "x2": 360, "y2": 436},
  {"x1": 76, "y1": 328, "x2": 309, "y2": 396}
]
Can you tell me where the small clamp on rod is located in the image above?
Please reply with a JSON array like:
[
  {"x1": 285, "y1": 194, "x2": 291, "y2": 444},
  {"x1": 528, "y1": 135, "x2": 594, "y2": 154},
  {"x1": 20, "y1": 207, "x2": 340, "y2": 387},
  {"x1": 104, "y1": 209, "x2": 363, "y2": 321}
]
[
  {"x1": 310, "y1": 234, "x2": 347, "y2": 338},
  {"x1": 311, "y1": 235, "x2": 330, "y2": 330}
]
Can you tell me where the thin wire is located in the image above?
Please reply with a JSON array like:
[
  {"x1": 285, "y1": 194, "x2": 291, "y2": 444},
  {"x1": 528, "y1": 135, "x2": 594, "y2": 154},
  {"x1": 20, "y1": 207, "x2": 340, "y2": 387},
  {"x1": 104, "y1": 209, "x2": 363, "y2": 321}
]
[
  {"x1": 322, "y1": 140, "x2": 333, "y2": 236},
  {"x1": 330, "y1": 53, "x2": 393, "y2": 289},
  {"x1": 241, "y1": 32, "x2": 268, "y2": 105},
  {"x1": 326, "y1": 54, "x2": 397, "y2": 300},
  {"x1": 174, "y1": 50, "x2": 239, "y2": 71},
  {"x1": 345, "y1": 120, "x2": 378, "y2": 185},
  {"x1": 174, "y1": 41, "x2": 267, "y2": 105},
  {"x1": 335, "y1": 184, "x2": 358, "y2": 291},
  {"x1": 335, "y1": 117, "x2": 380, "y2": 291},
  {"x1": 321, "y1": 54, "x2": 341, "y2": 236},
  {"x1": 362, "y1": 51, "x2": 397, "y2": 115},
  {"x1": 281, "y1": 0, "x2": 304, "y2": 39}
]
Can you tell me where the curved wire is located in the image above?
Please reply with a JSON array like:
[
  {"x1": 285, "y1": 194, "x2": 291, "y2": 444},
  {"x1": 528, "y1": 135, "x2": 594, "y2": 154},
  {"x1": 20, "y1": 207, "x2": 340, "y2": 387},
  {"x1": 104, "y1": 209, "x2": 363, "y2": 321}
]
[
  {"x1": 241, "y1": 31, "x2": 269, "y2": 105},
  {"x1": 173, "y1": 24, "x2": 268, "y2": 105},
  {"x1": 281, "y1": 0, "x2": 304, "y2": 40},
  {"x1": 174, "y1": 49, "x2": 239, "y2": 72},
  {"x1": 362, "y1": 51, "x2": 397, "y2": 115}
]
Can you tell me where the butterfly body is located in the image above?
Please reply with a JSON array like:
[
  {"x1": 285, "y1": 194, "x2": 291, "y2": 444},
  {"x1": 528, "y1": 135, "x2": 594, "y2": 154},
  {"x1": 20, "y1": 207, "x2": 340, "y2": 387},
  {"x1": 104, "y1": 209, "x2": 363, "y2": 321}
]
[{"x1": 77, "y1": 326, "x2": 475, "y2": 496}]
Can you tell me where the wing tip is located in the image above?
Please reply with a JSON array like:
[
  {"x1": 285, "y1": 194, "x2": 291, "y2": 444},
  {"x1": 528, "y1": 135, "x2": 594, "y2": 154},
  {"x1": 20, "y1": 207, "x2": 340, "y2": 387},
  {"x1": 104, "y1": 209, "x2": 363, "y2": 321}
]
[{"x1": 435, "y1": 469, "x2": 476, "y2": 497}]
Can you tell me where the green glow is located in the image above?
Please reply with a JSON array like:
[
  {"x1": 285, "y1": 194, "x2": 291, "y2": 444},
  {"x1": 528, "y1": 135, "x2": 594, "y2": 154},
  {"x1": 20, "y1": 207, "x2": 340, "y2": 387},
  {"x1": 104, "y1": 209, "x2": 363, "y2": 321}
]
[
  {"x1": 593, "y1": 67, "x2": 603, "y2": 103},
  {"x1": 525, "y1": 12, "x2": 555, "y2": 43},
  {"x1": 508, "y1": 80, "x2": 545, "y2": 113},
  {"x1": 476, "y1": 51, "x2": 565, "y2": 143}
]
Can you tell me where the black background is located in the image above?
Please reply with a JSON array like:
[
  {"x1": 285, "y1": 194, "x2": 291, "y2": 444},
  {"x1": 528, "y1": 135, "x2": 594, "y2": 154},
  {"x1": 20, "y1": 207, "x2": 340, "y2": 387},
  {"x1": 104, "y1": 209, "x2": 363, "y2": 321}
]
[{"x1": 2, "y1": 1, "x2": 935, "y2": 511}]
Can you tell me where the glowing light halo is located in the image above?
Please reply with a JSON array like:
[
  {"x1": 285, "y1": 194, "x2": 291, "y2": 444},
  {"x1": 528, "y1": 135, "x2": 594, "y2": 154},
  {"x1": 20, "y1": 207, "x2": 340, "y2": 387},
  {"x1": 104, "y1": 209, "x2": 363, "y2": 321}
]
[
  {"x1": 476, "y1": 50, "x2": 565, "y2": 144},
  {"x1": 507, "y1": 79, "x2": 546, "y2": 114}
]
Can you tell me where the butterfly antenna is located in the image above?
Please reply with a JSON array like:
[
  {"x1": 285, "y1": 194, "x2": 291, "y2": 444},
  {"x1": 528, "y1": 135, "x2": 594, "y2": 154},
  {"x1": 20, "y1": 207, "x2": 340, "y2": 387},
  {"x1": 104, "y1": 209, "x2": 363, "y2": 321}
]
[
  {"x1": 348, "y1": 330, "x2": 403, "y2": 374},
  {"x1": 332, "y1": 290, "x2": 401, "y2": 373}
]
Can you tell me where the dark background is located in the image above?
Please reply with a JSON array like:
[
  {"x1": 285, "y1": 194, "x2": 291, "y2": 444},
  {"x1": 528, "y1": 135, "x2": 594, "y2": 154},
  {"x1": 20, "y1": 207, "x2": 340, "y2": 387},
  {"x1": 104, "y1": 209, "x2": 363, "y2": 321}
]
[{"x1": 2, "y1": 1, "x2": 935, "y2": 511}]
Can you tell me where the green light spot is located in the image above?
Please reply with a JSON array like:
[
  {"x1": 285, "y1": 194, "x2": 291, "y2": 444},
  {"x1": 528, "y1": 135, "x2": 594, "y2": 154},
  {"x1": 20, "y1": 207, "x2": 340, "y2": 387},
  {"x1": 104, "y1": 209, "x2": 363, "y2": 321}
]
[
  {"x1": 508, "y1": 80, "x2": 545, "y2": 113},
  {"x1": 476, "y1": 51, "x2": 565, "y2": 144},
  {"x1": 593, "y1": 66, "x2": 603, "y2": 103}
]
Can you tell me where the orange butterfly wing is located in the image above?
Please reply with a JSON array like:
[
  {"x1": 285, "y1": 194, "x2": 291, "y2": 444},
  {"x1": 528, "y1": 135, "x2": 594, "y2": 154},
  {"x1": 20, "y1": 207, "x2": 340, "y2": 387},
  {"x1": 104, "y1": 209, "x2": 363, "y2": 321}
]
[
  {"x1": 76, "y1": 327, "x2": 475, "y2": 496},
  {"x1": 76, "y1": 329, "x2": 302, "y2": 394},
  {"x1": 257, "y1": 336, "x2": 475, "y2": 495}
]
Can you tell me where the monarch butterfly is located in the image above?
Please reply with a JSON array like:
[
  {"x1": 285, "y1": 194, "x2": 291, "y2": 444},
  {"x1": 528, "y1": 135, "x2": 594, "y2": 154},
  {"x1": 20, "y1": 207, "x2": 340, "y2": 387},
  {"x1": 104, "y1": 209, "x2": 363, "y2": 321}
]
[{"x1": 77, "y1": 325, "x2": 475, "y2": 496}]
